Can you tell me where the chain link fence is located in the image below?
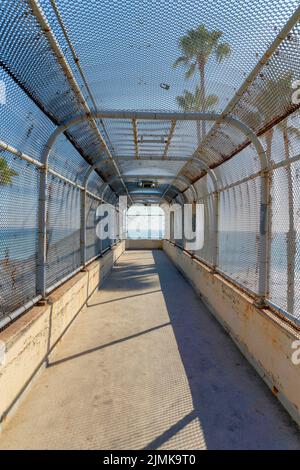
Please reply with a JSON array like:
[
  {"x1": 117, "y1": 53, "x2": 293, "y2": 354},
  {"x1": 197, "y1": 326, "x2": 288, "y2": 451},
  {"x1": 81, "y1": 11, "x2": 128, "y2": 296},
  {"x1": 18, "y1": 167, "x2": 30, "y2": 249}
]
[
  {"x1": 0, "y1": 72, "x2": 118, "y2": 328},
  {"x1": 181, "y1": 109, "x2": 300, "y2": 325},
  {"x1": 0, "y1": 146, "x2": 118, "y2": 328}
]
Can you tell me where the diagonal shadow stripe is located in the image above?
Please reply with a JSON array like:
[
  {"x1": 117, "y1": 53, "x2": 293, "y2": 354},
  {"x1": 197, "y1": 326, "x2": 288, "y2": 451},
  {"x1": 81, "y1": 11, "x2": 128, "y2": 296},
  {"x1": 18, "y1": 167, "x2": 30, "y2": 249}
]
[
  {"x1": 143, "y1": 411, "x2": 199, "y2": 450},
  {"x1": 88, "y1": 289, "x2": 162, "y2": 307},
  {"x1": 47, "y1": 322, "x2": 171, "y2": 368}
]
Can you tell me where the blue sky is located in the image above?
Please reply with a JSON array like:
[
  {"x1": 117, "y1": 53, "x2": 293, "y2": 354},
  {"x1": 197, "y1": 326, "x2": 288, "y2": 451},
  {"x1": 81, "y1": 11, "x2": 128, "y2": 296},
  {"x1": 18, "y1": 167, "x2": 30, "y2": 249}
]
[{"x1": 49, "y1": 0, "x2": 299, "y2": 111}]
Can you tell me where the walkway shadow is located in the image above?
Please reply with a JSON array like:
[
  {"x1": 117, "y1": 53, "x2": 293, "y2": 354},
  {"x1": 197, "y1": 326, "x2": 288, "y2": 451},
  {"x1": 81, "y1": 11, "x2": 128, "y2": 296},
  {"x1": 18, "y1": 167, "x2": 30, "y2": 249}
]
[
  {"x1": 147, "y1": 250, "x2": 300, "y2": 450},
  {"x1": 37, "y1": 249, "x2": 300, "y2": 450},
  {"x1": 48, "y1": 322, "x2": 170, "y2": 368},
  {"x1": 97, "y1": 256, "x2": 160, "y2": 294},
  {"x1": 87, "y1": 289, "x2": 161, "y2": 307}
]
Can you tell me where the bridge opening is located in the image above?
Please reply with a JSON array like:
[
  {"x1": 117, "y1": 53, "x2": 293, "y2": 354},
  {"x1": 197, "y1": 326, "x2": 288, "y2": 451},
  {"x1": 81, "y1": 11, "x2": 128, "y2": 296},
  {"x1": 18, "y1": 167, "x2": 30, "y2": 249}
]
[{"x1": 126, "y1": 205, "x2": 165, "y2": 240}]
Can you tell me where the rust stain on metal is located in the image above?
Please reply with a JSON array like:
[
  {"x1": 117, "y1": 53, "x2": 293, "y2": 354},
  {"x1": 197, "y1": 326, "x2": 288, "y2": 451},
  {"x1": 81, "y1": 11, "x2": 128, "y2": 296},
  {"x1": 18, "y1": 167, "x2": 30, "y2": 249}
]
[
  {"x1": 162, "y1": 120, "x2": 176, "y2": 160},
  {"x1": 132, "y1": 118, "x2": 139, "y2": 160},
  {"x1": 179, "y1": 103, "x2": 300, "y2": 192}
]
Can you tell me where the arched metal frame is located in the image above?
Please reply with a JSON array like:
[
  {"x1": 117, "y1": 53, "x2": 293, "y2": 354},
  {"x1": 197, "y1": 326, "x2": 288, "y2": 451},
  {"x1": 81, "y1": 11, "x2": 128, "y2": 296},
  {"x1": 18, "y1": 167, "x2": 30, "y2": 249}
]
[
  {"x1": 180, "y1": 158, "x2": 220, "y2": 267},
  {"x1": 106, "y1": 173, "x2": 198, "y2": 201},
  {"x1": 38, "y1": 111, "x2": 268, "y2": 305}
]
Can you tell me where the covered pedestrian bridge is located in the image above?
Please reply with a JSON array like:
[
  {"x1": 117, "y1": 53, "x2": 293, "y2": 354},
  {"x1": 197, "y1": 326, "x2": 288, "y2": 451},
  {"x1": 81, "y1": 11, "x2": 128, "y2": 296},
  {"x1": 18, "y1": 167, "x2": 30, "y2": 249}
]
[{"x1": 0, "y1": 0, "x2": 300, "y2": 450}]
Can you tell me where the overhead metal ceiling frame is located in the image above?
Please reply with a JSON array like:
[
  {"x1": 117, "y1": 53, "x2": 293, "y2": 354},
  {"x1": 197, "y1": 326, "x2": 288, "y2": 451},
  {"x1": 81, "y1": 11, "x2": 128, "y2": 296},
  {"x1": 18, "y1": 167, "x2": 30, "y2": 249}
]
[
  {"x1": 103, "y1": 156, "x2": 189, "y2": 162},
  {"x1": 28, "y1": 0, "x2": 131, "y2": 202},
  {"x1": 42, "y1": 110, "x2": 267, "y2": 196},
  {"x1": 57, "y1": 111, "x2": 266, "y2": 165},
  {"x1": 106, "y1": 173, "x2": 197, "y2": 200},
  {"x1": 128, "y1": 194, "x2": 172, "y2": 204}
]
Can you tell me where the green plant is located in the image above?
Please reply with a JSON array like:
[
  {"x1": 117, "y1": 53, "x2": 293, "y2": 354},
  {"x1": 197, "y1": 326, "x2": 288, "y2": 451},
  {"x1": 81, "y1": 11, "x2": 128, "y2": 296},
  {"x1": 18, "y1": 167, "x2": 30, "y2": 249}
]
[
  {"x1": 0, "y1": 157, "x2": 18, "y2": 185},
  {"x1": 176, "y1": 86, "x2": 219, "y2": 113}
]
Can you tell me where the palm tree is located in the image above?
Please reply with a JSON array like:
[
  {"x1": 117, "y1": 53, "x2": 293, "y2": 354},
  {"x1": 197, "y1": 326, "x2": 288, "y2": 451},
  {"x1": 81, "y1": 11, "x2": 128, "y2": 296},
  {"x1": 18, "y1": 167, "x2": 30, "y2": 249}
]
[
  {"x1": 173, "y1": 25, "x2": 231, "y2": 141},
  {"x1": 176, "y1": 88, "x2": 219, "y2": 146},
  {"x1": 0, "y1": 157, "x2": 18, "y2": 288},
  {"x1": 0, "y1": 157, "x2": 18, "y2": 185},
  {"x1": 176, "y1": 86, "x2": 219, "y2": 113}
]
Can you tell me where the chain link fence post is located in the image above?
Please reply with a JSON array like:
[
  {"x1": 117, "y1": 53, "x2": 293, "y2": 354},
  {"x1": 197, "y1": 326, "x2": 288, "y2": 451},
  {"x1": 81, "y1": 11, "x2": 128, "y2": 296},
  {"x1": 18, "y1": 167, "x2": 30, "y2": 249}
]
[
  {"x1": 37, "y1": 164, "x2": 48, "y2": 300},
  {"x1": 211, "y1": 190, "x2": 219, "y2": 272},
  {"x1": 80, "y1": 188, "x2": 87, "y2": 268},
  {"x1": 257, "y1": 170, "x2": 271, "y2": 306}
]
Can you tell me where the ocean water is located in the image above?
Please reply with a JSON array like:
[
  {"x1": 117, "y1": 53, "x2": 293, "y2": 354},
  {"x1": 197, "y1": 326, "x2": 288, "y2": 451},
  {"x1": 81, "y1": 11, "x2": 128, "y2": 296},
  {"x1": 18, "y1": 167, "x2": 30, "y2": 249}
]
[
  {"x1": 0, "y1": 228, "x2": 76, "y2": 260},
  {"x1": 0, "y1": 228, "x2": 164, "y2": 260},
  {"x1": 0, "y1": 228, "x2": 299, "y2": 319},
  {"x1": 0, "y1": 228, "x2": 298, "y2": 269}
]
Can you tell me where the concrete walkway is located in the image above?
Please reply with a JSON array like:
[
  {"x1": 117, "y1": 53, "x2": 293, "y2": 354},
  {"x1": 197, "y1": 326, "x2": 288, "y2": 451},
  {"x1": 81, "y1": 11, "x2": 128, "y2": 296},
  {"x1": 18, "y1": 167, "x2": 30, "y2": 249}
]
[{"x1": 0, "y1": 250, "x2": 299, "y2": 450}]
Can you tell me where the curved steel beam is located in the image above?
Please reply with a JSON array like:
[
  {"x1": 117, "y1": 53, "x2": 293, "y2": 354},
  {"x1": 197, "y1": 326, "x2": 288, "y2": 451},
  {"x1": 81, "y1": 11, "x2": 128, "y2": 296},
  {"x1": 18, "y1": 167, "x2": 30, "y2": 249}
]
[
  {"x1": 100, "y1": 184, "x2": 110, "y2": 200},
  {"x1": 192, "y1": 159, "x2": 218, "y2": 193},
  {"x1": 175, "y1": 193, "x2": 186, "y2": 206},
  {"x1": 84, "y1": 164, "x2": 107, "y2": 201},
  {"x1": 83, "y1": 166, "x2": 116, "y2": 204},
  {"x1": 42, "y1": 111, "x2": 267, "y2": 170},
  {"x1": 43, "y1": 110, "x2": 262, "y2": 205},
  {"x1": 38, "y1": 111, "x2": 267, "y2": 300},
  {"x1": 106, "y1": 173, "x2": 198, "y2": 202},
  {"x1": 107, "y1": 173, "x2": 200, "y2": 202}
]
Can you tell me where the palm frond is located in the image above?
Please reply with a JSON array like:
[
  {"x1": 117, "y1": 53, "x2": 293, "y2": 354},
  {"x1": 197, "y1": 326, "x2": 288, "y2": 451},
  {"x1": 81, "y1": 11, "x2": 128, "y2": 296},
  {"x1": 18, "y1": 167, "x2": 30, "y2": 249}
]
[
  {"x1": 172, "y1": 55, "x2": 189, "y2": 68},
  {"x1": 185, "y1": 62, "x2": 197, "y2": 79},
  {"x1": 204, "y1": 94, "x2": 219, "y2": 110},
  {"x1": 174, "y1": 25, "x2": 231, "y2": 80},
  {"x1": 286, "y1": 125, "x2": 300, "y2": 140},
  {"x1": 0, "y1": 157, "x2": 18, "y2": 185},
  {"x1": 216, "y1": 42, "x2": 231, "y2": 63},
  {"x1": 176, "y1": 88, "x2": 219, "y2": 112}
]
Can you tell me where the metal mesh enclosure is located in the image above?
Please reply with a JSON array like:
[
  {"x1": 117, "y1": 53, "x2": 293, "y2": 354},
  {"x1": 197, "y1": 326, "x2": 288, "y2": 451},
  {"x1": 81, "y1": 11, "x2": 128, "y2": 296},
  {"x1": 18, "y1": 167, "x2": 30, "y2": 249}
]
[
  {"x1": 86, "y1": 196, "x2": 101, "y2": 262},
  {"x1": 0, "y1": 0, "x2": 300, "y2": 330},
  {"x1": 183, "y1": 108, "x2": 300, "y2": 324},
  {"x1": 46, "y1": 176, "x2": 81, "y2": 289},
  {"x1": 267, "y1": 111, "x2": 300, "y2": 322},
  {"x1": 218, "y1": 177, "x2": 261, "y2": 294},
  {"x1": 0, "y1": 2, "x2": 120, "y2": 326}
]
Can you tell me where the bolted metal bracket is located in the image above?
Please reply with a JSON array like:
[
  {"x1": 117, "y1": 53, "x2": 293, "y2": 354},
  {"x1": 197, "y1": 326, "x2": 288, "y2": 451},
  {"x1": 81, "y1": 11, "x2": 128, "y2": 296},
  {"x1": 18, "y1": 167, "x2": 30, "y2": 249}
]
[{"x1": 36, "y1": 298, "x2": 49, "y2": 306}]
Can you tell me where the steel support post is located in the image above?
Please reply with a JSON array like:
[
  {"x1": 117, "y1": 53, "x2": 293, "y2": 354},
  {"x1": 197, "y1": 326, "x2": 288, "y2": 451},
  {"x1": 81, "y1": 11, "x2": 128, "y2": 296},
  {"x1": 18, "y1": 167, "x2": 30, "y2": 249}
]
[
  {"x1": 37, "y1": 165, "x2": 48, "y2": 299},
  {"x1": 257, "y1": 170, "x2": 271, "y2": 306},
  {"x1": 80, "y1": 188, "x2": 87, "y2": 267},
  {"x1": 211, "y1": 191, "x2": 219, "y2": 271}
]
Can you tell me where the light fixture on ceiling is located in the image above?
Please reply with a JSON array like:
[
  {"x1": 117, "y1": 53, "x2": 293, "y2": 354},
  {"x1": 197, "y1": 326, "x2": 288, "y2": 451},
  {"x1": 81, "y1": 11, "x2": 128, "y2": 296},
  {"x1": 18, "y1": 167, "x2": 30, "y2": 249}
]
[{"x1": 138, "y1": 180, "x2": 157, "y2": 188}]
